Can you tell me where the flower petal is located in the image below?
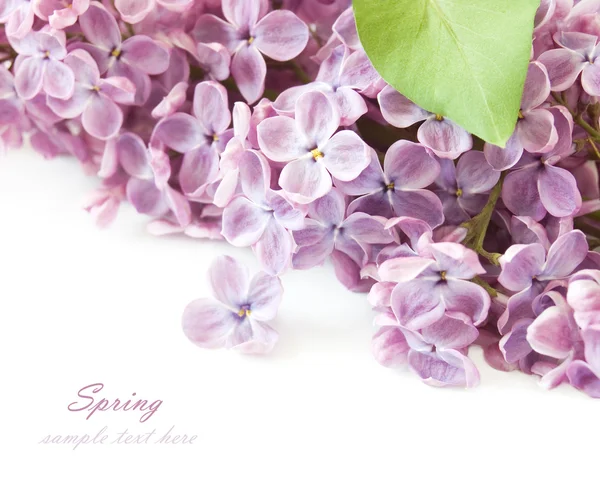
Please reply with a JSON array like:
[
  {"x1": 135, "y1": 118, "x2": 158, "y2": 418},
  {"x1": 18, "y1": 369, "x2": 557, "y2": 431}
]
[
  {"x1": 279, "y1": 157, "x2": 332, "y2": 204},
  {"x1": 253, "y1": 10, "x2": 309, "y2": 61},
  {"x1": 152, "y1": 113, "x2": 204, "y2": 153},
  {"x1": 390, "y1": 279, "x2": 444, "y2": 330},
  {"x1": 378, "y1": 85, "x2": 429, "y2": 127},
  {"x1": 257, "y1": 116, "x2": 308, "y2": 162},
  {"x1": 221, "y1": 196, "x2": 270, "y2": 247},
  {"x1": 231, "y1": 44, "x2": 266, "y2": 104},
  {"x1": 122, "y1": 35, "x2": 170, "y2": 75},
  {"x1": 81, "y1": 93, "x2": 123, "y2": 140},
  {"x1": 320, "y1": 130, "x2": 369, "y2": 181},
  {"x1": 417, "y1": 117, "x2": 473, "y2": 160},
  {"x1": 182, "y1": 298, "x2": 237, "y2": 349},
  {"x1": 295, "y1": 90, "x2": 340, "y2": 149},
  {"x1": 498, "y1": 243, "x2": 546, "y2": 292},
  {"x1": 247, "y1": 272, "x2": 283, "y2": 321},
  {"x1": 372, "y1": 327, "x2": 410, "y2": 368},
  {"x1": 208, "y1": 255, "x2": 250, "y2": 309},
  {"x1": 538, "y1": 163, "x2": 582, "y2": 218},
  {"x1": 254, "y1": 218, "x2": 293, "y2": 275}
]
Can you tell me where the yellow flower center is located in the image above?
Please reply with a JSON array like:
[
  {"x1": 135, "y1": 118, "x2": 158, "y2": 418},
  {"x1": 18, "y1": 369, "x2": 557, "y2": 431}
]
[
  {"x1": 212, "y1": 134, "x2": 219, "y2": 142},
  {"x1": 111, "y1": 48, "x2": 121, "y2": 58},
  {"x1": 435, "y1": 114, "x2": 444, "y2": 121},
  {"x1": 238, "y1": 308, "x2": 251, "y2": 318},
  {"x1": 440, "y1": 270, "x2": 447, "y2": 281},
  {"x1": 92, "y1": 85, "x2": 100, "y2": 92},
  {"x1": 248, "y1": 37, "x2": 255, "y2": 45},
  {"x1": 386, "y1": 182, "x2": 395, "y2": 191},
  {"x1": 518, "y1": 110, "x2": 524, "y2": 119},
  {"x1": 44, "y1": 50, "x2": 51, "y2": 58},
  {"x1": 311, "y1": 148, "x2": 324, "y2": 161},
  {"x1": 456, "y1": 188, "x2": 463, "y2": 197}
]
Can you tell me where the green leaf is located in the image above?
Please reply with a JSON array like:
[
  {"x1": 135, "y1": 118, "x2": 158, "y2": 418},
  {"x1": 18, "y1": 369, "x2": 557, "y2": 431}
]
[{"x1": 353, "y1": 0, "x2": 539, "y2": 147}]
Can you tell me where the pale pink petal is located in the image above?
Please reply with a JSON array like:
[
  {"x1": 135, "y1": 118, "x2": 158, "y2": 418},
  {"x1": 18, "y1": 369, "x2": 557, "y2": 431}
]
[
  {"x1": 390, "y1": 280, "x2": 444, "y2": 330},
  {"x1": 384, "y1": 140, "x2": 440, "y2": 188},
  {"x1": 232, "y1": 44, "x2": 267, "y2": 104},
  {"x1": 296, "y1": 90, "x2": 340, "y2": 148},
  {"x1": 221, "y1": 196, "x2": 270, "y2": 246},
  {"x1": 14, "y1": 57, "x2": 44, "y2": 100},
  {"x1": 193, "y1": 81, "x2": 231, "y2": 135},
  {"x1": 498, "y1": 243, "x2": 546, "y2": 292},
  {"x1": 538, "y1": 48, "x2": 585, "y2": 91},
  {"x1": 43, "y1": 59, "x2": 74, "y2": 99},
  {"x1": 179, "y1": 145, "x2": 220, "y2": 197},
  {"x1": 254, "y1": 219, "x2": 293, "y2": 275},
  {"x1": 372, "y1": 327, "x2": 410, "y2": 367},
  {"x1": 79, "y1": 2, "x2": 120, "y2": 50},
  {"x1": 417, "y1": 117, "x2": 473, "y2": 160},
  {"x1": 247, "y1": 272, "x2": 283, "y2": 321},
  {"x1": 278, "y1": 157, "x2": 332, "y2": 204},
  {"x1": 320, "y1": 130, "x2": 369, "y2": 181},
  {"x1": 81, "y1": 94, "x2": 123, "y2": 140},
  {"x1": 253, "y1": 10, "x2": 309, "y2": 61},
  {"x1": 121, "y1": 35, "x2": 170, "y2": 75},
  {"x1": 257, "y1": 116, "x2": 308, "y2": 162},
  {"x1": 538, "y1": 163, "x2": 582, "y2": 218},
  {"x1": 208, "y1": 255, "x2": 250, "y2": 309},
  {"x1": 378, "y1": 85, "x2": 429, "y2": 127},
  {"x1": 152, "y1": 113, "x2": 204, "y2": 153},
  {"x1": 182, "y1": 298, "x2": 237, "y2": 349}
]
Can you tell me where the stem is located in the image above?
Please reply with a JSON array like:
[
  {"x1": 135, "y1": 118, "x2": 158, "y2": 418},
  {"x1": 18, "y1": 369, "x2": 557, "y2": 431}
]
[
  {"x1": 290, "y1": 60, "x2": 311, "y2": 84},
  {"x1": 460, "y1": 173, "x2": 505, "y2": 266},
  {"x1": 471, "y1": 276, "x2": 498, "y2": 298}
]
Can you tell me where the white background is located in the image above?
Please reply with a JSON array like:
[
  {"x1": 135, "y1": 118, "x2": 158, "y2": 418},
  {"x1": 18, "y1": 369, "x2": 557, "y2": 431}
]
[{"x1": 1, "y1": 148, "x2": 598, "y2": 478}]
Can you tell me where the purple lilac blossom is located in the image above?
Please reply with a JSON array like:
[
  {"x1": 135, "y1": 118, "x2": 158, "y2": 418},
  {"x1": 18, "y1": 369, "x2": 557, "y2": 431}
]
[{"x1": 1, "y1": 0, "x2": 600, "y2": 394}]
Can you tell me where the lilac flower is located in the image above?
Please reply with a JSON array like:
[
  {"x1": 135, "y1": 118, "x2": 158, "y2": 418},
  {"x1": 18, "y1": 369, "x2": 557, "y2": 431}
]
[
  {"x1": 0, "y1": 0, "x2": 34, "y2": 39},
  {"x1": 373, "y1": 313, "x2": 480, "y2": 388},
  {"x1": 152, "y1": 81, "x2": 232, "y2": 198},
  {"x1": 335, "y1": 141, "x2": 443, "y2": 227},
  {"x1": 379, "y1": 239, "x2": 490, "y2": 331},
  {"x1": 292, "y1": 187, "x2": 395, "y2": 271},
  {"x1": 272, "y1": 44, "x2": 380, "y2": 125},
  {"x1": 34, "y1": 0, "x2": 90, "y2": 30},
  {"x1": 11, "y1": 30, "x2": 74, "y2": 100},
  {"x1": 77, "y1": 2, "x2": 170, "y2": 104},
  {"x1": 221, "y1": 151, "x2": 305, "y2": 275},
  {"x1": 378, "y1": 85, "x2": 473, "y2": 160},
  {"x1": 497, "y1": 230, "x2": 588, "y2": 333},
  {"x1": 501, "y1": 106, "x2": 580, "y2": 220},
  {"x1": 258, "y1": 90, "x2": 370, "y2": 203},
  {"x1": 538, "y1": 31, "x2": 600, "y2": 96},
  {"x1": 484, "y1": 62, "x2": 558, "y2": 170},
  {"x1": 47, "y1": 50, "x2": 135, "y2": 140},
  {"x1": 193, "y1": 0, "x2": 309, "y2": 103},
  {"x1": 433, "y1": 152, "x2": 501, "y2": 225},
  {"x1": 182, "y1": 255, "x2": 283, "y2": 354}
]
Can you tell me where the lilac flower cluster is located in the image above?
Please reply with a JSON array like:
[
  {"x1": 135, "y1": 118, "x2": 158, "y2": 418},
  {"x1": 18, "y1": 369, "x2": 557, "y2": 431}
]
[{"x1": 2, "y1": 0, "x2": 600, "y2": 396}]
